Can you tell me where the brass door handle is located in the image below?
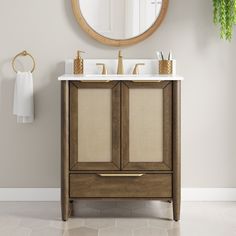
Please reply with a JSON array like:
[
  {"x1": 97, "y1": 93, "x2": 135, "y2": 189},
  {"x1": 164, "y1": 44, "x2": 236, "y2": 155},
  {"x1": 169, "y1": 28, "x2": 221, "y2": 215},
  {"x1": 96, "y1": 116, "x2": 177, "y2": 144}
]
[{"x1": 97, "y1": 174, "x2": 144, "y2": 177}]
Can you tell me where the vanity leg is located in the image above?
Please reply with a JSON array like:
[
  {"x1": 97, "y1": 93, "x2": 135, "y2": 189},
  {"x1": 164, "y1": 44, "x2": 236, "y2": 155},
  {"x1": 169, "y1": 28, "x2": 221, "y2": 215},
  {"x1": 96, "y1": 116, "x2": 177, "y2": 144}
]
[
  {"x1": 61, "y1": 199, "x2": 72, "y2": 221},
  {"x1": 173, "y1": 81, "x2": 181, "y2": 221},
  {"x1": 61, "y1": 81, "x2": 70, "y2": 221},
  {"x1": 173, "y1": 198, "x2": 180, "y2": 221}
]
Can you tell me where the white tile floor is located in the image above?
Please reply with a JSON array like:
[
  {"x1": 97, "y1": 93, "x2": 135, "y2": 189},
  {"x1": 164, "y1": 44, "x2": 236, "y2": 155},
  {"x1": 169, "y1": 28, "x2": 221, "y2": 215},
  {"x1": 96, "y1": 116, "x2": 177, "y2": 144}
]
[{"x1": 0, "y1": 201, "x2": 235, "y2": 235}]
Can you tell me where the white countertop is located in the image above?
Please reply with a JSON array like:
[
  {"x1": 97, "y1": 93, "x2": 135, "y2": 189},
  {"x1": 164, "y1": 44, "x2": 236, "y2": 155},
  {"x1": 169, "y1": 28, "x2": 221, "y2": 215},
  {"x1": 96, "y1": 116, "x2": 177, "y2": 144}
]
[{"x1": 58, "y1": 74, "x2": 184, "y2": 81}]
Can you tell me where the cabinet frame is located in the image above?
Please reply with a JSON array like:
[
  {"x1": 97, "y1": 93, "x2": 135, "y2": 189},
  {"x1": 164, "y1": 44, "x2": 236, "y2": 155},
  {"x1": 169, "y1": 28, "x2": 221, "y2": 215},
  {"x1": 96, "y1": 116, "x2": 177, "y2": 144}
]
[
  {"x1": 69, "y1": 81, "x2": 121, "y2": 171},
  {"x1": 61, "y1": 80, "x2": 181, "y2": 221},
  {"x1": 121, "y1": 81, "x2": 172, "y2": 171}
]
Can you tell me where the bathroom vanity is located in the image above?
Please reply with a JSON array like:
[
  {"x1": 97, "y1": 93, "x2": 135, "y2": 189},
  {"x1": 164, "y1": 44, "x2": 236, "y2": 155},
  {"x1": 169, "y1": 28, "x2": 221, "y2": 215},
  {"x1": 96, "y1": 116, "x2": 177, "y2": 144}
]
[
  {"x1": 60, "y1": 0, "x2": 180, "y2": 222},
  {"x1": 59, "y1": 69, "x2": 182, "y2": 221}
]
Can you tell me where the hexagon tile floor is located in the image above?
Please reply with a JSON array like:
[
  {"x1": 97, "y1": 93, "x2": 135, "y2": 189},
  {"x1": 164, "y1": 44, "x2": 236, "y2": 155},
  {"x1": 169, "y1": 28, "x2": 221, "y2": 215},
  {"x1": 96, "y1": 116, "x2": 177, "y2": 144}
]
[{"x1": 0, "y1": 201, "x2": 235, "y2": 236}]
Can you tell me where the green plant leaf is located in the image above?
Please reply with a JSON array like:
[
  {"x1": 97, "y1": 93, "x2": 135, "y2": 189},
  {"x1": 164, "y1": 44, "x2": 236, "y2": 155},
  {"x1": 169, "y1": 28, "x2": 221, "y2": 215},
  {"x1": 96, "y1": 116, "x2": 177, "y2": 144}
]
[
  {"x1": 213, "y1": 0, "x2": 235, "y2": 40},
  {"x1": 233, "y1": 0, "x2": 236, "y2": 24},
  {"x1": 220, "y1": 0, "x2": 227, "y2": 39},
  {"x1": 213, "y1": 0, "x2": 220, "y2": 23}
]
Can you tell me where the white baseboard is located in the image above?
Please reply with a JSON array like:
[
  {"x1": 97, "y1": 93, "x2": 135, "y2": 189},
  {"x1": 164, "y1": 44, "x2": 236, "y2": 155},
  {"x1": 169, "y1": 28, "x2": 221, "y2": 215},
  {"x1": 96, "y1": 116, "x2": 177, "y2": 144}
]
[
  {"x1": 182, "y1": 188, "x2": 236, "y2": 201},
  {"x1": 0, "y1": 188, "x2": 235, "y2": 201},
  {"x1": 0, "y1": 188, "x2": 60, "y2": 201}
]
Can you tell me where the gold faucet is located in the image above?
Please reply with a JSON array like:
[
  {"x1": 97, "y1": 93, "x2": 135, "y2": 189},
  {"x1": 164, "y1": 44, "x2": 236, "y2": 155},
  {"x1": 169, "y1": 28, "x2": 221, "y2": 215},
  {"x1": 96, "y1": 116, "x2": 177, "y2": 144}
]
[
  {"x1": 96, "y1": 63, "x2": 108, "y2": 75},
  {"x1": 117, "y1": 50, "x2": 124, "y2": 74},
  {"x1": 133, "y1": 63, "x2": 145, "y2": 75}
]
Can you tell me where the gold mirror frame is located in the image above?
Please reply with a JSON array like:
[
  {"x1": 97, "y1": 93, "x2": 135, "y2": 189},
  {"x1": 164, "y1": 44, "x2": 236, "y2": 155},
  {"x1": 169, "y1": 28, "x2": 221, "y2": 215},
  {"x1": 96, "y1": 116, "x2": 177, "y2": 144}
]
[{"x1": 71, "y1": 0, "x2": 169, "y2": 47}]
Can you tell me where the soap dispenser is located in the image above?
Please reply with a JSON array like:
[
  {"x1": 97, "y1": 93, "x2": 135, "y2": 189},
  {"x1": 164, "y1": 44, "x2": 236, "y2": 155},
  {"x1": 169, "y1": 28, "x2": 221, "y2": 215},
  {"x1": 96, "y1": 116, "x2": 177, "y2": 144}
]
[{"x1": 74, "y1": 51, "x2": 85, "y2": 74}]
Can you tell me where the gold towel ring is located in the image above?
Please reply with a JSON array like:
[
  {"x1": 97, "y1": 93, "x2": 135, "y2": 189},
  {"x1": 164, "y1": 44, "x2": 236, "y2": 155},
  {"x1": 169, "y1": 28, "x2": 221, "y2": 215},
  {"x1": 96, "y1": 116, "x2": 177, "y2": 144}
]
[{"x1": 12, "y1": 50, "x2": 36, "y2": 73}]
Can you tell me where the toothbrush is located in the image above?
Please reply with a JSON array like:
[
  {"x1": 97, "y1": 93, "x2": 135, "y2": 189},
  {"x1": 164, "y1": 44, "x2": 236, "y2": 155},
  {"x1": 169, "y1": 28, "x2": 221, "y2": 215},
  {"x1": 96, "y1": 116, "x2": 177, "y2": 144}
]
[
  {"x1": 160, "y1": 51, "x2": 164, "y2": 60},
  {"x1": 156, "y1": 51, "x2": 162, "y2": 60},
  {"x1": 168, "y1": 51, "x2": 173, "y2": 60}
]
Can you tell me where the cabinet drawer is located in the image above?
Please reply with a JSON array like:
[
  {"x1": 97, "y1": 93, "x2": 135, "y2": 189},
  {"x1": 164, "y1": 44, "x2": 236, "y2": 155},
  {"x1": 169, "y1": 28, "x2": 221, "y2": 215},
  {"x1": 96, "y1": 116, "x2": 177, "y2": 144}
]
[{"x1": 70, "y1": 174, "x2": 172, "y2": 198}]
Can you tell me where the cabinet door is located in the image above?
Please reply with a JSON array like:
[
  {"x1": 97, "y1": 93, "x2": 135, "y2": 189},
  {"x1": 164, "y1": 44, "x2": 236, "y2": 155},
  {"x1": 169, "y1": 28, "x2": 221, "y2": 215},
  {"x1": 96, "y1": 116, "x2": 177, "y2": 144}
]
[
  {"x1": 121, "y1": 81, "x2": 172, "y2": 171},
  {"x1": 70, "y1": 81, "x2": 120, "y2": 171}
]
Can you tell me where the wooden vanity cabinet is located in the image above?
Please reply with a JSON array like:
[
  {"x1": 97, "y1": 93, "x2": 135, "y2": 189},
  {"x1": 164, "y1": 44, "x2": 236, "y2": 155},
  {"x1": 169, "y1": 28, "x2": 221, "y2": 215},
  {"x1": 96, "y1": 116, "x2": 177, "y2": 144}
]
[{"x1": 61, "y1": 80, "x2": 181, "y2": 221}]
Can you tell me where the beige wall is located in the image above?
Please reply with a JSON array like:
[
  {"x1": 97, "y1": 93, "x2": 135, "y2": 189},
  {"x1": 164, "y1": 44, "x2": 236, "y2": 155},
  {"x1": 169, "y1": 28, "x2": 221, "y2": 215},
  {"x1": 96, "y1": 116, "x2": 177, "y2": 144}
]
[{"x1": 0, "y1": 0, "x2": 235, "y2": 188}]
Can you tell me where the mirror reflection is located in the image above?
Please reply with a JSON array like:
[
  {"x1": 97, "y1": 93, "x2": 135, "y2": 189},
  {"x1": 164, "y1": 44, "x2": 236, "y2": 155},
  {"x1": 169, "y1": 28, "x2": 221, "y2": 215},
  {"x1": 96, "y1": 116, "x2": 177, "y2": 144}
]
[{"x1": 79, "y1": 0, "x2": 163, "y2": 40}]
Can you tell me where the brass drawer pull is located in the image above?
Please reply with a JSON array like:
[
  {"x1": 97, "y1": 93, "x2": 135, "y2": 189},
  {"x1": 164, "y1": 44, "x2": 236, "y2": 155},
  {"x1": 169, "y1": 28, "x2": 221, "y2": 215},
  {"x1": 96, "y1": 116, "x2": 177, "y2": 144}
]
[
  {"x1": 80, "y1": 80, "x2": 110, "y2": 83},
  {"x1": 132, "y1": 80, "x2": 161, "y2": 83},
  {"x1": 98, "y1": 173, "x2": 144, "y2": 177}
]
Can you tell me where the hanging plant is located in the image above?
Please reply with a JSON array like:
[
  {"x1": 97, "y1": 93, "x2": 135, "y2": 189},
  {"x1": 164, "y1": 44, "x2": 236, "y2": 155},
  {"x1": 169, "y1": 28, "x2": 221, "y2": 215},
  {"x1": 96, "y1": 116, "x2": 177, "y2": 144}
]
[{"x1": 213, "y1": 0, "x2": 236, "y2": 40}]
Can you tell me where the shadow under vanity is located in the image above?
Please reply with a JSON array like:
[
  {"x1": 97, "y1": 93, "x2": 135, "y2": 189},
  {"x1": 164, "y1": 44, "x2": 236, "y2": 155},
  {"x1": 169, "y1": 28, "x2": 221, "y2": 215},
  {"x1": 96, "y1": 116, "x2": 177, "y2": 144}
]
[{"x1": 59, "y1": 56, "x2": 183, "y2": 221}]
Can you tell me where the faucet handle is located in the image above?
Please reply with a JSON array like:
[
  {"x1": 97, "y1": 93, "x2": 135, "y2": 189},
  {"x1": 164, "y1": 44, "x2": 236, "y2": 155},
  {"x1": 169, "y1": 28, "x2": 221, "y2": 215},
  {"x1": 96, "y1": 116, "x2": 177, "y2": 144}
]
[
  {"x1": 96, "y1": 63, "x2": 108, "y2": 75},
  {"x1": 133, "y1": 63, "x2": 145, "y2": 75}
]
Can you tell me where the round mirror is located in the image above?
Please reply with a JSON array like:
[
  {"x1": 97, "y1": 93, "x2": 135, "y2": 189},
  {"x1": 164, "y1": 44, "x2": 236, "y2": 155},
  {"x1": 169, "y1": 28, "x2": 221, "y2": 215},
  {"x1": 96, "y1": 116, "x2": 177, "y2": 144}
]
[{"x1": 71, "y1": 0, "x2": 169, "y2": 46}]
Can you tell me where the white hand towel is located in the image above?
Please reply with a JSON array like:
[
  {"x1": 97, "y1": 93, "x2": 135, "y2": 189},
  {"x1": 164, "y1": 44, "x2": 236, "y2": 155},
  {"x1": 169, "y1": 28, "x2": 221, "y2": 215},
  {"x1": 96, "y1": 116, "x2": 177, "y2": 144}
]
[{"x1": 13, "y1": 71, "x2": 34, "y2": 123}]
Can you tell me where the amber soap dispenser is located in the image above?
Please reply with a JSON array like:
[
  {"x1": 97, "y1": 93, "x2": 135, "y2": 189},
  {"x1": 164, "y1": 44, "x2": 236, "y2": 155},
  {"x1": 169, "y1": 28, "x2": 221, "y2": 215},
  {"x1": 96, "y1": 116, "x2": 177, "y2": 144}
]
[{"x1": 74, "y1": 51, "x2": 85, "y2": 74}]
